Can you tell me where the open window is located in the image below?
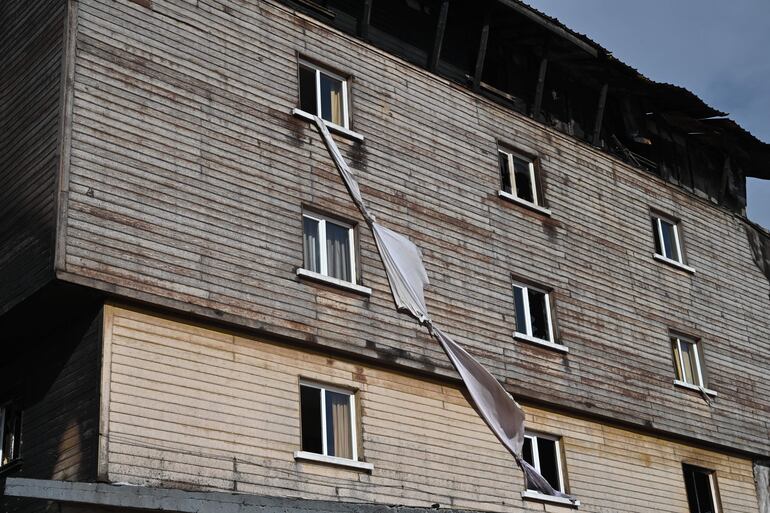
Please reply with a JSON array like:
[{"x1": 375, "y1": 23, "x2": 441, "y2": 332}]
[
  {"x1": 512, "y1": 279, "x2": 565, "y2": 351},
  {"x1": 498, "y1": 146, "x2": 547, "y2": 213},
  {"x1": 651, "y1": 212, "x2": 693, "y2": 272},
  {"x1": 0, "y1": 403, "x2": 22, "y2": 469},
  {"x1": 522, "y1": 433, "x2": 565, "y2": 494},
  {"x1": 670, "y1": 334, "x2": 716, "y2": 397},
  {"x1": 683, "y1": 464, "x2": 721, "y2": 513},
  {"x1": 295, "y1": 381, "x2": 371, "y2": 470},
  {"x1": 298, "y1": 60, "x2": 350, "y2": 129}
]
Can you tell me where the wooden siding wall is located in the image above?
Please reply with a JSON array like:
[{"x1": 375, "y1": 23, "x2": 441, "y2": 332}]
[
  {"x1": 61, "y1": 0, "x2": 770, "y2": 457},
  {"x1": 0, "y1": 305, "x2": 102, "y2": 513},
  {"x1": 0, "y1": 0, "x2": 65, "y2": 314},
  {"x1": 101, "y1": 306, "x2": 761, "y2": 513}
]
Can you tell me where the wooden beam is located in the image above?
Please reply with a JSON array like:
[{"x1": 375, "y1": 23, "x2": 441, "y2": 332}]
[
  {"x1": 592, "y1": 82, "x2": 609, "y2": 146},
  {"x1": 359, "y1": 0, "x2": 372, "y2": 38},
  {"x1": 428, "y1": 0, "x2": 449, "y2": 71},
  {"x1": 472, "y1": 12, "x2": 490, "y2": 91},
  {"x1": 532, "y1": 55, "x2": 548, "y2": 119}
]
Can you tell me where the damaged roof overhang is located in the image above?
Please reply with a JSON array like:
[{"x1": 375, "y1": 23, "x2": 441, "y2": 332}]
[{"x1": 501, "y1": 0, "x2": 769, "y2": 180}]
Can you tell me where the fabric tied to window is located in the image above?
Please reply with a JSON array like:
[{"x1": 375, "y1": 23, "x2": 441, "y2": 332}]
[
  {"x1": 372, "y1": 223, "x2": 430, "y2": 323},
  {"x1": 310, "y1": 116, "x2": 575, "y2": 502},
  {"x1": 518, "y1": 457, "x2": 574, "y2": 500},
  {"x1": 312, "y1": 116, "x2": 374, "y2": 225}
]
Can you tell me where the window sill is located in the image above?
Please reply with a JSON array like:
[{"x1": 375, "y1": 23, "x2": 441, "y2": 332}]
[
  {"x1": 498, "y1": 190, "x2": 552, "y2": 216},
  {"x1": 653, "y1": 254, "x2": 695, "y2": 274},
  {"x1": 294, "y1": 451, "x2": 374, "y2": 472},
  {"x1": 297, "y1": 268, "x2": 372, "y2": 296},
  {"x1": 521, "y1": 490, "x2": 580, "y2": 507},
  {"x1": 514, "y1": 332, "x2": 569, "y2": 353},
  {"x1": 292, "y1": 108, "x2": 365, "y2": 142},
  {"x1": 674, "y1": 380, "x2": 717, "y2": 397}
]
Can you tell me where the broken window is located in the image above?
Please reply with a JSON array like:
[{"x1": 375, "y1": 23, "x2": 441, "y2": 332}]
[
  {"x1": 298, "y1": 61, "x2": 349, "y2": 128},
  {"x1": 302, "y1": 212, "x2": 357, "y2": 284},
  {"x1": 498, "y1": 148, "x2": 541, "y2": 206},
  {"x1": 652, "y1": 214, "x2": 685, "y2": 264},
  {"x1": 522, "y1": 434, "x2": 565, "y2": 493},
  {"x1": 672, "y1": 335, "x2": 706, "y2": 388},
  {"x1": 299, "y1": 382, "x2": 357, "y2": 461},
  {"x1": 683, "y1": 464, "x2": 720, "y2": 513},
  {"x1": 512, "y1": 281, "x2": 554, "y2": 344},
  {"x1": 0, "y1": 404, "x2": 21, "y2": 467}
]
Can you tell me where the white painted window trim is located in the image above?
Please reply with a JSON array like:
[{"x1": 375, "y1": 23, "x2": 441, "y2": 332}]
[
  {"x1": 498, "y1": 149, "x2": 541, "y2": 207},
  {"x1": 294, "y1": 451, "x2": 374, "y2": 471},
  {"x1": 674, "y1": 380, "x2": 718, "y2": 397},
  {"x1": 513, "y1": 332, "x2": 569, "y2": 353},
  {"x1": 524, "y1": 433, "x2": 566, "y2": 494},
  {"x1": 653, "y1": 253, "x2": 696, "y2": 274},
  {"x1": 709, "y1": 472, "x2": 721, "y2": 513},
  {"x1": 292, "y1": 108, "x2": 365, "y2": 142},
  {"x1": 0, "y1": 407, "x2": 5, "y2": 466},
  {"x1": 298, "y1": 60, "x2": 350, "y2": 128},
  {"x1": 653, "y1": 215, "x2": 690, "y2": 267},
  {"x1": 672, "y1": 335, "x2": 707, "y2": 387},
  {"x1": 301, "y1": 213, "x2": 365, "y2": 290},
  {"x1": 521, "y1": 490, "x2": 580, "y2": 507},
  {"x1": 512, "y1": 282, "x2": 555, "y2": 345},
  {"x1": 298, "y1": 381, "x2": 364, "y2": 467},
  {"x1": 498, "y1": 190, "x2": 552, "y2": 216}
]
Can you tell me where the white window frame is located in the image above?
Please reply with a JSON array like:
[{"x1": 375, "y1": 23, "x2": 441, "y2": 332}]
[
  {"x1": 672, "y1": 335, "x2": 704, "y2": 388},
  {"x1": 524, "y1": 433, "x2": 566, "y2": 494},
  {"x1": 298, "y1": 60, "x2": 350, "y2": 130},
  {"x1": 0, "y1": 404, "x2": 20, "y2": 467},
  {"x1": 653, "y1": 214, "x2": 683, "y2": 263},
  {"x1": 684, "y1": 465, "x2": 721, "y2": 513},
  {"x1": 297, "y1": 380, "x2": 359, "y2": 462},
  {"x1": 498, "y1": 148, "x2": 539, "y2": 207},
  {"x1": 513, "y1": 282, "x2": 555, "y2": 345},
  {"x1": 302, "y1": 213, "x2": 357, "y2": 285}
]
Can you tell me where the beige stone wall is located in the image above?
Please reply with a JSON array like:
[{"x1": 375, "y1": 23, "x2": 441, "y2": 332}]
[{"x1": 100, "y1": 305, "x2": 759, "y2": 513}]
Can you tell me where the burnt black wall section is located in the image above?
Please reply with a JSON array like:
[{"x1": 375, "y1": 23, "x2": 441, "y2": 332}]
[
  {"x1": 0, "y1": 284, "x2": 103, "y2": 513},
  {"x1": 280, "y1": 0, "x2": 766, "y2": 215},
  {"x1": 0, "y1": 0, "x2": 66, "y2": 315}
]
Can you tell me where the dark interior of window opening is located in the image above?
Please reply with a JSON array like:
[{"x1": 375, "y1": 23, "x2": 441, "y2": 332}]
[
  {"x1": 300, "y1": 385, "x2": 323, "y2": 454},
  {"x1": 528, "y1": 289, "x2": 550, "y2": 341},
  {"x1": 369, "y1": 0, "x2": 441, "y2": 67},
  {"x1": 436, "y1": 1, "x2": 484, "y2": 82},
  {"x1": 683, "y1": 464, "x2": 717, "y2": 513},
  {"x1": 540, "y1": 61, "x2": 597, "y2": 143},
  {"x1": 299, "y1": 65, "x2": 317, "y2": 114},
  {"x1": 322, "y1": 0, "x2": 364, "y2": 34}
]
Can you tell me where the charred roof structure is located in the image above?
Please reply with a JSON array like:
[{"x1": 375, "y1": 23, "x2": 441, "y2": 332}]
[{"x1": 289, "y1": 0, "x2": 770, "y2": 214}]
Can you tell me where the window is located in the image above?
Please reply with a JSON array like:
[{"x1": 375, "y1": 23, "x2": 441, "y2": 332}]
[
  {"x1": 302, "y1": 213, "x2": 357, "y2": 284},
  {"x1": 512, "y1": 281, "x2": 554, "y2": 345},
  {"x1": 0, "y1": 404, "x2": 21, "y2": 468},
  {"x1": 298, "y1": 61, "x2": 349, "y2": 129},
  {"x1": 671, "y1": 335, "x2": 705, "y2": 388},
  {"x1": 522, "y1": 433, "x2": 565, "y2": 493},
  {"x1": 652, "y1": 214, "x2": 685, "y2": 264},
  {"x1": 299, "y1": 382, "x2": 358, "y2": 461},
  {"x1": 498, "y1": 148, "x2": 541, "y2": 207},
  {"x1": 683, "y1": 464, "x2": 720, "y2": 513}
]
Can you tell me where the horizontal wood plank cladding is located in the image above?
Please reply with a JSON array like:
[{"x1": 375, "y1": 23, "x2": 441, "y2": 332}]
[
  {"x1": 102, "y1": 306, "x2": 760, "y2": 513},
  {"x1": 0, "y1": 0, "x2": 65, "y2": 313},
  {"x1": 63, "y1": 0, "x2": 770, "y2": 456}
]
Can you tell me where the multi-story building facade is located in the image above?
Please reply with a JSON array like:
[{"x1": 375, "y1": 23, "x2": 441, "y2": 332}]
[{"x1": 2, "y1": 1, "x2": 770, "y2": 512}]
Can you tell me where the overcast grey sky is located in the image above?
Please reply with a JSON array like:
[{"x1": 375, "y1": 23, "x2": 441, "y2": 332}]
[{"x1": 525, "y1": 0, "x2": 770, "y2": 228}]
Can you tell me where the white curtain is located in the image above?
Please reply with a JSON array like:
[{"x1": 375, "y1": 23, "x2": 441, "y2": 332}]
[
  {"x1": 326, "y1": 223, "x2": 350, "y2": 281},
  {"x1": 326, "y1": 391, "x2": 352, "y2": 459}
]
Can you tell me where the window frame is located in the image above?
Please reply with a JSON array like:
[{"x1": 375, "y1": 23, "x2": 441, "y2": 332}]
[
  {"x1": 650, "y1": 211, "x2": 695, "y2": 273},
  {"x1": 301, "y1": 211, "x2": 358, "y2": 285},
  {"x1": 512, "y1": 280, "x2": 564, "y2": 352},
  {"x1": 671, "y1": 334, "x2": 705, "y2": 388},
  {"x1": 0, "y1": 403, "x2": 22, "y2": 469},
  {"x1": 682, "y1": 464, "x2": 721, "y2": 513},
  {"x1": 296, "y1": 380, "x2": 371, "y2": 471},
  {"x1": 297, "y1": 58, "x2": 350, "y2": 130},
  {"x1": 497, "y1": 145, "x2": 549, "y2": 215},
  {"x1": 523, "y1": 432, "x2": 566, "y2": 494}
]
